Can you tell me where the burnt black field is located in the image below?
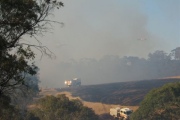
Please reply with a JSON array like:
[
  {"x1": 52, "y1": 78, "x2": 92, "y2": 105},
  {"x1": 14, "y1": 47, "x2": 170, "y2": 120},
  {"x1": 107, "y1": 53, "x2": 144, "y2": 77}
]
[{"x1": 58, "y1": 78, "x2": 180, "y2": 106}]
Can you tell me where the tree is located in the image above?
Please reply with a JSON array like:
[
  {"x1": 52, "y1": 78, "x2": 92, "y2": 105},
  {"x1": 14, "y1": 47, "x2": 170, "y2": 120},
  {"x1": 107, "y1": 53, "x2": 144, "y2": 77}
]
[
  {"x1": 0, "y1": 0, "x2": 63, "y2": 97},
  {"x1": 148, "y1": 50, "x2": 170, "y2": 61},
  {"x1": 0, "y1": 95, "x2": 22, "y2": 120},
  {"x1": 0, "y1": 47, "x2": 37, "y2": 96},
  {"x1": 11, "y1": 71, "x2": 40, "y2": 116},
  {"x1": 0, "y1": 0, "x2": 64, "y2": 50},
  {"x1": 130, "y1": 82, "x2": 180, "y2": 120},
  {"x1": 30, "y1": 95, "x2": 99, "y2": 120},
  {"x1": 171, "y1": 47, "x2": 180, "y2": 60}
]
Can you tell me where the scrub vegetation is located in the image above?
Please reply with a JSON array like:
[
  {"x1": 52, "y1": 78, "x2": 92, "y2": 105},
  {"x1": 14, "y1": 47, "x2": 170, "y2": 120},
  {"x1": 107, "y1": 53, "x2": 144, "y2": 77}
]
[
  {"x1": 29, "y1": 94, "x2": 99, "y2": 120},
  {"x1": 131, "y1": 82, "x2": 180, "y2": 120}
]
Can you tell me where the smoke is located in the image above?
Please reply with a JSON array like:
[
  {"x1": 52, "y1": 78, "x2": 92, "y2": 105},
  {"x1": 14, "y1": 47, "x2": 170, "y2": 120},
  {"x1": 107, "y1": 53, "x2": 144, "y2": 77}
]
[
  {"x1": 35, "y1": 0, "x2": 180, "y2": 88},
  {"x1": 46, "y1": 0, "x2": 160, "y2": 60}
]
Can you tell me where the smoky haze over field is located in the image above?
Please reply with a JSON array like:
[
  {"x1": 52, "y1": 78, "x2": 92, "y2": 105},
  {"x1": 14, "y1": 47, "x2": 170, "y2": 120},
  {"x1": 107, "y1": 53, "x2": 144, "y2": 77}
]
[
  {"x1": 39, "y1": 53, "x2": 180, "y2": 87},
  {"x1": 35, "y1": 0, "x2": 180, "y2": 88}
]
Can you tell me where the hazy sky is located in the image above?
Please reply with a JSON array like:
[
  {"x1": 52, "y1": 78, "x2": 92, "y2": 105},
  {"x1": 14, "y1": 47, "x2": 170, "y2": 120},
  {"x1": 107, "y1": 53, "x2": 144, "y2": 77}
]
[{"x1": 32, "y1": 0, "x2": 180, "y2": 88}]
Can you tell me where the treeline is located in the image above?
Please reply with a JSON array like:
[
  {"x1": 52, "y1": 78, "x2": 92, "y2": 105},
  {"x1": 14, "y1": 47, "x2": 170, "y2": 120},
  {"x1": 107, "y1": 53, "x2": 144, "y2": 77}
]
[{"x1": 57, "y1": 47, "x2": 180, "y2": 84}]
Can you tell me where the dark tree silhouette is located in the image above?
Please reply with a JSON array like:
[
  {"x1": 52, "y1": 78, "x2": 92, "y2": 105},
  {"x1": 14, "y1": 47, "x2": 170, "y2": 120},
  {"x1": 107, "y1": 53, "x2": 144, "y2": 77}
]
[{"x1": 0, "y1": 0, "x2": 63, "y2": 96}]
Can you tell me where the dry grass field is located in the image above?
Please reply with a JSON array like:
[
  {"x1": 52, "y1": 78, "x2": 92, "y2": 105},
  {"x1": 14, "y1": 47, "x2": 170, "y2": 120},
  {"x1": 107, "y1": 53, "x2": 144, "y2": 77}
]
[
  {"x1": 38, "y1": 89, "x2": 138, "y2": 115},
  {"x1": 163, "y1": 76, "x2": 180, "y2": 79},
  {"x1": 30, "y1": 79, "x2": 180, "y2": 119}
]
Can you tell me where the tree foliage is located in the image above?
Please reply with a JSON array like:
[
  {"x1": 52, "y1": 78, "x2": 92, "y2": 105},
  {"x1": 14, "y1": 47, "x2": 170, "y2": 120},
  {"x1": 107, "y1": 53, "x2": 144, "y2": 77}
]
[
  {"x1": 0, "y1": 0, "x2": 63, "y2": 119},
  {"x1": 29, "y1": 95, "x2": 99, "y2": 120},
  {"x1": 131, "y1": 82, "x2": 180, "y2": 120},
  {"x1": 148, "y1": 50, "x2": 171, "y2": 61},
  {"x1": 0, "y1": 0, "x2": 63, "y2": 96},
  {"x1": 171, "y1": 47, "x2": 180, "y2": 60},
  {"x1": 0, "y1": 73, "x2": 40, "y2": 120},
  {"x1": 0, "y1": 46, "x2": 37, "y2": 95},
  {"x1": 0, "y1": 0, "x2": 63, "y2": 50},
  {"x1": 0, "y1": 95, "x2": 22, "y2": 120},
  {"x1": 12, "y1": 71, "x2": 40, "y2": 114}
]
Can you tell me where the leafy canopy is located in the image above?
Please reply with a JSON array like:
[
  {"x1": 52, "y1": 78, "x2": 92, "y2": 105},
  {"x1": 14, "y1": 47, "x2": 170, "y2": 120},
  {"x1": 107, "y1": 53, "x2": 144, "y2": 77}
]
[
  {"x1": 131, "y1": 82, "x2": 180, "y2": 120},
  {"x1": 30, "y1": 94, "x2": 99, "y2": 120},
  {"x1": 0, "y1": 0, "x2": 63, "y2": 96}
]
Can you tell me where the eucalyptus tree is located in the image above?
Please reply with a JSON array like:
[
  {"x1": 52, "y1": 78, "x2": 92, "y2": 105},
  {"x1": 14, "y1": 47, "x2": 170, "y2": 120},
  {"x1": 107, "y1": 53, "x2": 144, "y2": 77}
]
[
  {"x1": 0, "y1": 0, "x2": 63, "y2": 96},
  {"x1": 131, "y1": 82, "x2": 180, "y2": 120}
]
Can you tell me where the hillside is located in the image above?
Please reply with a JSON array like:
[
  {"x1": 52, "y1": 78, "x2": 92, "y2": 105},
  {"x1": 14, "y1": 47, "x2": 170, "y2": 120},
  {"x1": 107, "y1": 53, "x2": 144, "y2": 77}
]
[
  {"x1": 58, "y1": 78, "x2": 180, "y2": 106},
  {"x1": 36, "y1": 89, "x2": 138, "y2": 120},
  {"x1": 37, "y1": 79, "x2": 180, "y2": 120}
]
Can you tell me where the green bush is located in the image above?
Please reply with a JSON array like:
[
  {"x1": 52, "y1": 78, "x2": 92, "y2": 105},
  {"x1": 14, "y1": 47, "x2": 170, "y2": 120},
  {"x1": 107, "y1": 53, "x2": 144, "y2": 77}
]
[
  {"x1": 29, "y1": 94, "x2": 99, "y2": 120},
  {"x1": 0, "y1": 95, "x2": 22, "y2": 120},
  {"x1": 131, "y1": 82, "x2": 180, "y2": 120}
]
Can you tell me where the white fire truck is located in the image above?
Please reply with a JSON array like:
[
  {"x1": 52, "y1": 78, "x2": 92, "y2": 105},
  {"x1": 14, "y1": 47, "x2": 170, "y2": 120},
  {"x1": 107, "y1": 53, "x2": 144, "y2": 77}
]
[
  {"x1": 110, "y1": 107, "x2": 133, "y2": 120},
  {"x1": 64, "y1": 78, "x2": 81, "y2": 87}
]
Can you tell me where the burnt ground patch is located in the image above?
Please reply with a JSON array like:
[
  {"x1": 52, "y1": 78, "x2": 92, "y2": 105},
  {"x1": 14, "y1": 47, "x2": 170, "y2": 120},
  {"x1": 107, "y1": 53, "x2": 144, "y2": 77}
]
[{"x1": 58, "y1": 79, "x2": 180, "y2": 106}]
